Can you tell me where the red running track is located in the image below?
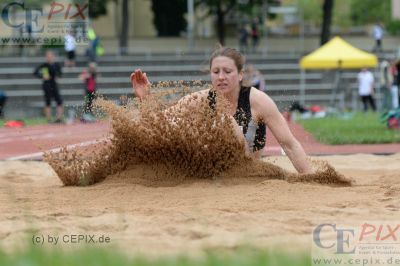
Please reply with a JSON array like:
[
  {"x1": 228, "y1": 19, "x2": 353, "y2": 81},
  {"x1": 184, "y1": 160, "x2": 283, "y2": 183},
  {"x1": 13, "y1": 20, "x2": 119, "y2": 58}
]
[
  {"x1": 0, "y1": 121, "x2": 111, "y2": 160},
  {"x1": 0, "y1": 120, "x2": 399, "y2": 160}
]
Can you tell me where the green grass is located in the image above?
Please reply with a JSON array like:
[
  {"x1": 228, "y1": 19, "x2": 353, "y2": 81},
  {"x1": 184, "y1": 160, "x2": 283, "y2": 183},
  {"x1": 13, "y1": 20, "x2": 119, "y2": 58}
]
[
  {"x1": 0, "y1": 117, "x2": 49, "y2": 127},
  {"x1": 0, "y1": 246, "x2": 311, "y2": 266},
  {"x1": 297, "y1": 112, "x2": 400, "y2": 145}
]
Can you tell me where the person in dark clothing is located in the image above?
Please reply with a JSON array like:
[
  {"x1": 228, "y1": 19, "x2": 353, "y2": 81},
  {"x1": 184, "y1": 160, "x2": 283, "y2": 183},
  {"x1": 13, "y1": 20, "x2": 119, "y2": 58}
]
[
  {"x1": 396, "y1": 59, "x2": 400, "y2": 104},
  {"x1": 33, "y1": 50, "x2": 64, "y2": 123},
  {"x1": 130, "y1": 46, "x2": 313, "y2": 174},
  {"x1": 238, "y1": 23, "x2": 249, "y2": 53},
  {"x1": 251, "y1": 18, "x2": 260, "y2": 52},
  {"x1": 0, "y1": 90, "x2": 7, "y2": 118}
]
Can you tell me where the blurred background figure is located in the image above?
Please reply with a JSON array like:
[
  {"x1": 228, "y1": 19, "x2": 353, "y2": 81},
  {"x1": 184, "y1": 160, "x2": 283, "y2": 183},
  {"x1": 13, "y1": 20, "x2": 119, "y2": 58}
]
[
  {"x1": 86, "y1": 28, "x2": 104, "y2": 62},
  {"x1": 243, "y1": 64, "x2": 265, "y2": 92},
  {"x1": 86, "y1": 28, "x2": 97, "y2": 61},
  {"x1": 380, "y1": 59, "x2": 394, "y2": 110},
  {"x1": 372, "y1": 22, "x2": 384, "y2": 53},
  {"x1": 396, "y1": 59, "x2": 400, "y2": 101},
  {"x1": 0, "y1": 90, "x2": 7, "y2": 118},
  {"x1": 358, "y1": 67, "x2": 376, "y2": 112},
  {"x1": 33, "y1": 50, "x2": 64, "y2": 123},
  {"x1": 119, "y1": 95, "x2": 129, "y2": 107},
  {"x1": 251, "y1": 18, "x2": 260, "y2": 52},
  {"x1": 391, "y1": 59, "x2": 399, "y2": 109},
  {"x1": 79, "y1": 62, "x2": 98, "y2": 122},
  {"x1": 64, "y1": 32, "x2": 76, "y2": 67},
  {"x1": 238, "y1": 23, "x2": 249, "y2": 53}
]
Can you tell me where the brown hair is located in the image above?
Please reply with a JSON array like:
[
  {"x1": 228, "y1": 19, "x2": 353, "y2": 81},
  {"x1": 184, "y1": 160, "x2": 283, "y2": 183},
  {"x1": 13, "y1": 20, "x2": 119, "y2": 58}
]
[{"x1": 209, "y1": 45, "x2": 246, "y2": 72}]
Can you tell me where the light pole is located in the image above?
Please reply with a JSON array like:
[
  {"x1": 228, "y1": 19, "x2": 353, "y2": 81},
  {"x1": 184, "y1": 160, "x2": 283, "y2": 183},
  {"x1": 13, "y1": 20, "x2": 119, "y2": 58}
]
[
  {"x1": 187, "y1": 0, "x2": 194, "y2": 52},
  {"x1": 262, "y1": 0, "x2": 268, "y2": 55}
]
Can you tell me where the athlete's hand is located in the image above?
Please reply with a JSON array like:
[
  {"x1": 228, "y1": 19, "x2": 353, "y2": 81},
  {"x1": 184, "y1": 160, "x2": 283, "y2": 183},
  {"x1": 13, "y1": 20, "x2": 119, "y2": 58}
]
[{"x1": 130, "y1": 69, "x2": 151, "y2": 101}]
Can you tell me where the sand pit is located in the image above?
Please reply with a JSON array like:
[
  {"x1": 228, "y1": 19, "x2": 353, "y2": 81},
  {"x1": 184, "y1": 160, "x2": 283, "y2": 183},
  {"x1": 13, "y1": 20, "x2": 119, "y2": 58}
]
[{"x1": 0, "y1": 153, "x2": 399, "y2": 255}]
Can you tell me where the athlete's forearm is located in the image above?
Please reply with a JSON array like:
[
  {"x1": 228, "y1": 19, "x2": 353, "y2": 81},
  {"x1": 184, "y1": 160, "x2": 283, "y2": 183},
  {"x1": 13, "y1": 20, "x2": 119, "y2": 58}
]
[{"x1": 282, "y1": 140, "x2": 312, "y2": 174}]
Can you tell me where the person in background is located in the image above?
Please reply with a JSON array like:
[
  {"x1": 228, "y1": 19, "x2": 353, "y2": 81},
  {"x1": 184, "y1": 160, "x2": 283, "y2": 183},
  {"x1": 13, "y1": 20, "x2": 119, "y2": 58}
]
[
  {"x1": 86, "y1": 28, "x2": 104, "y2": 62},
  {"x1": 238, "y1": 23, "x2": 249, "y2": 53},
  {"x1": 64, "y1": 32, "x2": 76, "y2": 67},
  {"x1": 251, "y1": 18, "x2": 260, "y2": 52},
  {"x1": 391, "y1": 59, "x2": 399, "y2": 109},
  {"x1": 380, "y1": 59, "x2": 393, "y2": 110},
  {"x1": 0, "y1": 90, "x2": 7, "y2": 118},
  {"x1": 357, "y1": 67, "x2": 376, "y2": 112},
  {"x1": 372, "y1": 22, "x2": 384, "y2": 53},
  {"x1": 79, "y1": 62, "x2": 98, "y2": 119},
  {"x1": 119, "y1": 95, "x2": 129, "y2": 107},
  {"x1": 396, "y1": 58, "x2": 400, "y2": 105},
  {"x1": 243, "y1": 64, "x2": 265, "y2": 92},
  {"x1": 33, "y1": 50, "x2": 64, "y2": 123}
]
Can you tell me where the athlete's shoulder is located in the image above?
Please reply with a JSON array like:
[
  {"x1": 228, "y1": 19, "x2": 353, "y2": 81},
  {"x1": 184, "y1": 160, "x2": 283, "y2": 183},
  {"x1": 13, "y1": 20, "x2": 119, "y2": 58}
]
[
  {"x1": 249, "y1": 87, "x2": 278, "y2": 116},
  {"x1": 250, "y1": 87, "x2": 273, "y2": 104}
]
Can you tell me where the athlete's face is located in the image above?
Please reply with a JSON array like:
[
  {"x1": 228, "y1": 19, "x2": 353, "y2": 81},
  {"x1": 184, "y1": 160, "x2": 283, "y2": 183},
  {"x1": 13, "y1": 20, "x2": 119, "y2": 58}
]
[{"x1": 210, "y1": 56, "x2": 243, "y2": 95}]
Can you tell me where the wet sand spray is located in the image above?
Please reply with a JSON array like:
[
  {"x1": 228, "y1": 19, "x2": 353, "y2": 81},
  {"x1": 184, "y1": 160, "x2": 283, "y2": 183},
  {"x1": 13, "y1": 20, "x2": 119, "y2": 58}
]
[{"x1": 44, "y1": 81, "x2": 353, "y2": 187}]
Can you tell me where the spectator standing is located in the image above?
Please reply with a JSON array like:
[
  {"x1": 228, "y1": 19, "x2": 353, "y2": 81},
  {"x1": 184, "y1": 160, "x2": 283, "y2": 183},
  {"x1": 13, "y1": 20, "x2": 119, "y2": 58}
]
[
  {"x1": 64, "y1": 32, "x2": 76, "y2": 67},
  {"x1": 238, "y1": 23, "x2": 249, "y2": 53},
  {"x1": 396, "y1": 59, "x2": 400, "y2": 90},
  {"x1": 251, "y1": 18, "x2": 260, "y2": 52},
  {"x1": 86, "y1": 28, "x2": 104, "y2": 62},
  {"x1": 372, "y1": 22, "x2": 384, "y2": 53},
  {"x1": 380, "y1": 59, "x2": 393, "y2": 110},
  {"x1": 393, "y1": 59, "x2": 400, "y2": 108},
  {"x1": 243, "y1": 64, "x2": 265, "y2": 92},
  {"x1": 392, "y1": 58, "x2": 400, "y2": 106},
  {"x1": 357, "y1": 67, "x2": 376, "y2": 112},
  {"x1": 79, "y1": 62, "x2": 98, "y2": 117},
  {"x1": 119, "y1": 95, "x2": 129, "y2": 106},
  {"x1": 0, "y1": 90, "x2": 7, "y2": 118},
  {"x1": 33, "y1": 50, "x2": 64, "y2": 123}
]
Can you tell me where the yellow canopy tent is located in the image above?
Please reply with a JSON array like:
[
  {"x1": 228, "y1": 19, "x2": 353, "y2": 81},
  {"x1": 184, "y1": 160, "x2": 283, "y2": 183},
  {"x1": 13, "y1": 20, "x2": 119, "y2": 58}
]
[
  {"x1": 298, "y1": 36, "x2": 378, "y2": 107},
  {"x1": 300, "y1": 36, "x2": 378, "y2": 69}
]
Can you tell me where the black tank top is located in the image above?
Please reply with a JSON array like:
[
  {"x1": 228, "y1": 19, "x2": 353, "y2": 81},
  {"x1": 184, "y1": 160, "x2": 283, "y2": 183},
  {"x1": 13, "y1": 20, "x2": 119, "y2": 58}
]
[{"x1": 207, "y1": 87, "x2": 266, "y2": 152}]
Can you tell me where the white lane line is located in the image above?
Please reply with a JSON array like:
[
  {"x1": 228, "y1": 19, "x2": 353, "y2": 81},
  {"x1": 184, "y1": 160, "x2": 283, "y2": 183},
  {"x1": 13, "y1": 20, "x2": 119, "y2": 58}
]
[
  {"x1": 5, "y1": 138, "x2": 107, "y2": 161},
  {"x1": 0, "y1": 124, "x2": 109, "y2": 139},
  {"x1": 0, "y1": 131, "x2": 56, "y2": 138},
  {"x1": 0, "y1": 133, "x2": 56, "y2": 143},
  {"x1": 0, "y1": 128, "x2": 91, "y2": 140}
]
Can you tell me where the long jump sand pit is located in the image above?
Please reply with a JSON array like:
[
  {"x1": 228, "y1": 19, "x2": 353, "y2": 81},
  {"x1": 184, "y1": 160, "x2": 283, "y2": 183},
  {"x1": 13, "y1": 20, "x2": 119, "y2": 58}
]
[
  {"x1": 1, "y1": 92, "x2": 399, "y2": 256},
  {"x1": 0, "y1": 153, "x2": 399, "y2": 255}
]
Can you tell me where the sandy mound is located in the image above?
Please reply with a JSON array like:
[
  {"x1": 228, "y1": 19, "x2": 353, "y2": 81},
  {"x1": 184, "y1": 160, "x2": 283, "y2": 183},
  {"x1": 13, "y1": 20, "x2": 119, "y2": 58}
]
[{"x1": 0, "y1": 154, "x2": 399, "y2": 255}]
